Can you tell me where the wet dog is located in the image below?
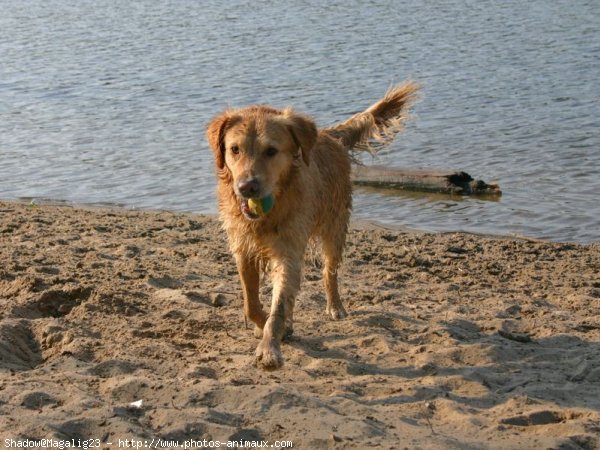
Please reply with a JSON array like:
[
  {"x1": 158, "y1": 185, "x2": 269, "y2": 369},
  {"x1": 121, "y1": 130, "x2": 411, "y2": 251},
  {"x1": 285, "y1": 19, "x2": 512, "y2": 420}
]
[{"x1": 206, "y1": 82, "x2": 418, "y2": 369}]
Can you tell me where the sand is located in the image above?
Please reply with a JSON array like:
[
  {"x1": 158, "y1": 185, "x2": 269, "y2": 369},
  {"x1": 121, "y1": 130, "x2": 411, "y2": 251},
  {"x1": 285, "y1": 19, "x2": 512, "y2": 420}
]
[{"x1": 0, "y1": 199, "x2": 599, "y2": 449}]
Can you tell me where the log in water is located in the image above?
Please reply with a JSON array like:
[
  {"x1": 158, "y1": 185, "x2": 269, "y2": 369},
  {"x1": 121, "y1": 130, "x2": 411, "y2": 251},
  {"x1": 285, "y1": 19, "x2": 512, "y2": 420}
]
[{"x1": 352, "y1": 165, "x2": 501, "y2": 196}]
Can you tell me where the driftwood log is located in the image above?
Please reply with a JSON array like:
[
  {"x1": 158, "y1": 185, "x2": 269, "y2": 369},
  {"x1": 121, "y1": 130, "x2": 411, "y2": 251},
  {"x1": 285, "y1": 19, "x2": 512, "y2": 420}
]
[{"x1": 351, "y1": 165, "x2": 501, "y2": 196}]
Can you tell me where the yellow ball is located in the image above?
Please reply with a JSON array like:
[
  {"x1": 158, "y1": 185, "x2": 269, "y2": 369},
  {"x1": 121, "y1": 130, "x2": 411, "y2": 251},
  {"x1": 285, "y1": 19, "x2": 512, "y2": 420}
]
[
  {"x1": 247, "y1": 198, "x2": 264, "y2": 215},
  {"x1": 247, "y1": 195, "x2": 274, "y2": 216}
]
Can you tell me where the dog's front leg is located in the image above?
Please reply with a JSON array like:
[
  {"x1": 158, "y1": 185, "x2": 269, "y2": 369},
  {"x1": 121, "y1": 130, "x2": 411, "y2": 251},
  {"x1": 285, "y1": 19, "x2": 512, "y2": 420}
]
[
  {"x1": 236, "y1": 254, "x2": 267, "y2": 329},
  {"x1": 255, "y1": 257, "x2": 301, "y2": 370}
]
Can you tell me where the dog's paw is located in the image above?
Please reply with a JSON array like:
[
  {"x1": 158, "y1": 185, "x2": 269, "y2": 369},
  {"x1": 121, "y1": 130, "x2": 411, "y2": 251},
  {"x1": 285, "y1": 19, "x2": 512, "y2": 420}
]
[
  {"x1": 255, "y1": 340, "x2": 284, "y2": 370},
  {"x1": 327, "y1": 305, "x2": 347, "y2": 320},
  {"x1": 253, "y1": 326, "x2": 263, "y2": 339}
]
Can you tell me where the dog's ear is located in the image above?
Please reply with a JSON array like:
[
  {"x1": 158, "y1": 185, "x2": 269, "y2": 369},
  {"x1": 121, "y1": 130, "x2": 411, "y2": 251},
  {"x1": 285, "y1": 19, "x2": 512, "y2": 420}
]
[
  {"x1": 285, "y1": 111, "x2": 317, "y2": 166},
  {"x1": 206, "y1": 111, "x2": 238, "y2": 169}
]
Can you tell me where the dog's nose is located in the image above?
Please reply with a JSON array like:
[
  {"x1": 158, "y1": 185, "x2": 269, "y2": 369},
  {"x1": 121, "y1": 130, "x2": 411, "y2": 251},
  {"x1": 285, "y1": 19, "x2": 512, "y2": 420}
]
[{"x1": 238, "y1": 179, "x2": 260, "y2": 198}]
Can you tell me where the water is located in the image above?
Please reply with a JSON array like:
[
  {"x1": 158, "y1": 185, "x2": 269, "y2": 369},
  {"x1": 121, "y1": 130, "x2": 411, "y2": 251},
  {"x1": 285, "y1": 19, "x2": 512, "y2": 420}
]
[{"x1": 1, "y1": 0, "x2": 599, "y2": 243}]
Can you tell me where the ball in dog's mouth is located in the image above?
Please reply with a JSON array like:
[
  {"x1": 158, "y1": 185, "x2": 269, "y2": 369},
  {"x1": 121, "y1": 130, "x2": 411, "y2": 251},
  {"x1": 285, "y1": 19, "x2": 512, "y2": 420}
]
[{"x1": 240, "y1": 195, "x2": 274, "y2": 220}]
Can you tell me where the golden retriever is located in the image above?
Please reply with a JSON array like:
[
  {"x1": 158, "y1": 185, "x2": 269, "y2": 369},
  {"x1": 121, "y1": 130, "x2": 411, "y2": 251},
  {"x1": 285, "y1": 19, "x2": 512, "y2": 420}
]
[{"x1": 206, "y1": 82, "x2": 418, "y2": 370}]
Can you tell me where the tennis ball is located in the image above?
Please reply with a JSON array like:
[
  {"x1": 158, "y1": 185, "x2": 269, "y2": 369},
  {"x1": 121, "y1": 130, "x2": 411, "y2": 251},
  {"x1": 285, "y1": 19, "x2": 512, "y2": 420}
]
[{"x1": 248, "y1": 195, "x2": 274, "y2": 216}]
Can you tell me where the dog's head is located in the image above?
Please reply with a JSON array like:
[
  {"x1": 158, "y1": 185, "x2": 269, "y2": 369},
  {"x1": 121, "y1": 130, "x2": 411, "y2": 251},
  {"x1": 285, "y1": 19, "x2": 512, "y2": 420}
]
[{"x1": 206, "y1": 106, "x2": 317, "y2": 220}]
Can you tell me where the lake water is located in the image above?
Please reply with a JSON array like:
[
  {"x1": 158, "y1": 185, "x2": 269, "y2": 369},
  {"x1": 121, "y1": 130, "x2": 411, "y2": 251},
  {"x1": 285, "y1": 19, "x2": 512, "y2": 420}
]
[{"x1": 1, "y1": 0, "x2": 599, "y2": 243}]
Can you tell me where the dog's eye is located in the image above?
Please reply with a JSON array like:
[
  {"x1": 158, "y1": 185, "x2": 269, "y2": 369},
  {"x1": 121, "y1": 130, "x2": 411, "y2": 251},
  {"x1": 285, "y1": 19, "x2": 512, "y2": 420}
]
[
  {"x1": 230, "y1": 145, "x2": 240, "y2": 155},
  {"x1": 265, "y1": 147, "x2": 278, "y2": 157}
]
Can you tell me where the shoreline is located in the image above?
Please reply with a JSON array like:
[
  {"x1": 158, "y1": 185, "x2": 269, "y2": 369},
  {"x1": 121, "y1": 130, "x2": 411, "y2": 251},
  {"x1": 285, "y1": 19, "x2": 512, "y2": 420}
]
[
  {"x1": 1, "y1": 200, "x2": 599, "y2": 448},
  {"x1": 2, "y1": 197, "x2": 576, "y2": 245}
]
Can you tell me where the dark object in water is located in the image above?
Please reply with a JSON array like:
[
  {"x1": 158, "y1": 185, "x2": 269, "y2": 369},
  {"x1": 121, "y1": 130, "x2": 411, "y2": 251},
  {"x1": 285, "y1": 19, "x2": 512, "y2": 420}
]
[{"x1": 351, "y1": 165, "x2": 501, "y2": 196}]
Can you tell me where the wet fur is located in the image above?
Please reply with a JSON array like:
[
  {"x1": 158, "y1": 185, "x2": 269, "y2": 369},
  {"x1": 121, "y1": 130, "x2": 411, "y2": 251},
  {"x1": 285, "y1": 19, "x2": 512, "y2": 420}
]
[{"x1": 206, "y1": 82, "x2": 419, "y2": 370}]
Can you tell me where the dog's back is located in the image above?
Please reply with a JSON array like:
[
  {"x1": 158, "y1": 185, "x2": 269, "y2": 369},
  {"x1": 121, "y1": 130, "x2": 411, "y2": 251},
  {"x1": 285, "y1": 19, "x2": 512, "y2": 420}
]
[{"x1": 306, "y1": 81, "x2": 420, "y2": 234}]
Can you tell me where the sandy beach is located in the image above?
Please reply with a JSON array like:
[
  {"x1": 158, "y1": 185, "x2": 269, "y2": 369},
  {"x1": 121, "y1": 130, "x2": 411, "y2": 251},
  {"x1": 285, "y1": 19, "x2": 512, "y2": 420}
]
[{"x1": 0, "y1": 199, "x2": 598, "y2": 449}]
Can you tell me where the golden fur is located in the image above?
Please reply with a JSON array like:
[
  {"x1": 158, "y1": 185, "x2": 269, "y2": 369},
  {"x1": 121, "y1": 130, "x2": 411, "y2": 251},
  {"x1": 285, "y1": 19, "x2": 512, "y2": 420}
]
[{"x1": 206, "y1": 82, "x2": 419, "y2": 370}]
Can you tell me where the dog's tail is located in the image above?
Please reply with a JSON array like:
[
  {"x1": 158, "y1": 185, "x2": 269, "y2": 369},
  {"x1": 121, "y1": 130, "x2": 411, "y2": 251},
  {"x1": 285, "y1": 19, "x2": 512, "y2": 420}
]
[{"x1": 324, "y1": 81, "x2": 419, "y2": 154}]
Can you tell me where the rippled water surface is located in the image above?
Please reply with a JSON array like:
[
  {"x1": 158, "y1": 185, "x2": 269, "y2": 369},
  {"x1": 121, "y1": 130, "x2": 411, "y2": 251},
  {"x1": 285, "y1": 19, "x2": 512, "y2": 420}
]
[{"x1": 1, "y1": 0, "x2": 599, "y2": 242}]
